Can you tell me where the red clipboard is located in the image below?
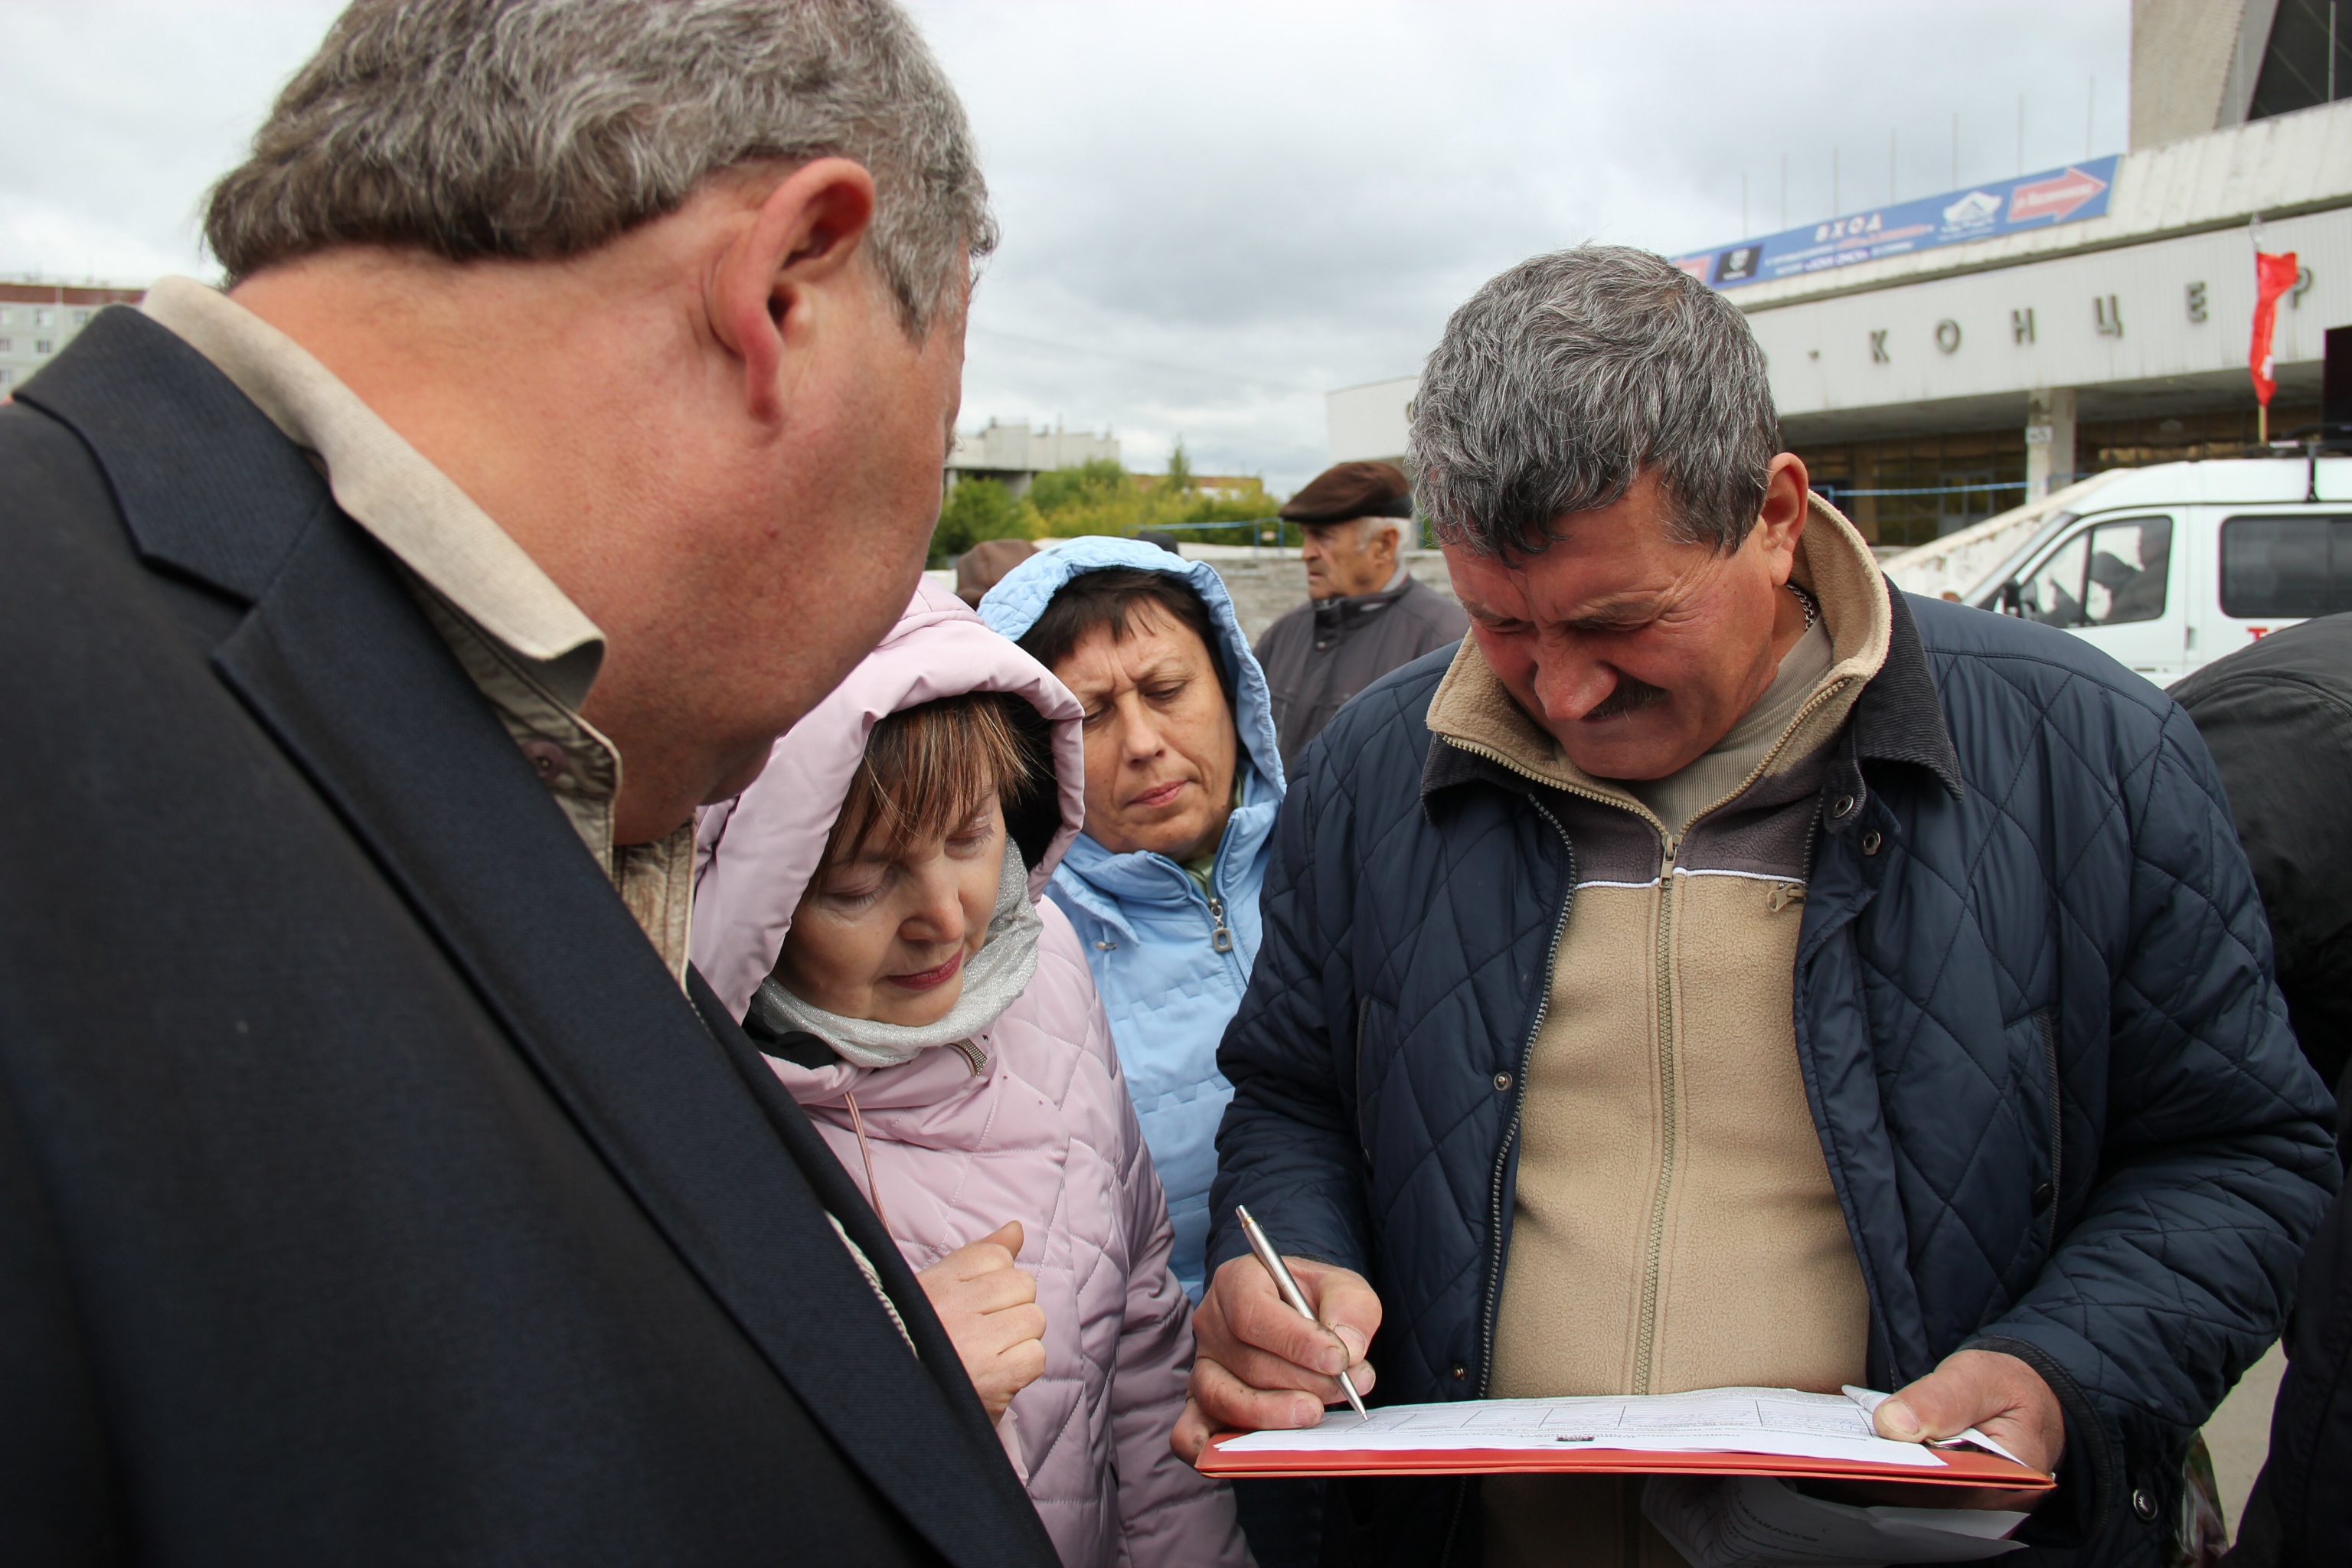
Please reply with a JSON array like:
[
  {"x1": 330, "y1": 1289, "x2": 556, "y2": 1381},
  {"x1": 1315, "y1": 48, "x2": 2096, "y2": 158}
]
[{"x1": 1197, "y1": 1432, "x2": 2053, "y2": 1491}]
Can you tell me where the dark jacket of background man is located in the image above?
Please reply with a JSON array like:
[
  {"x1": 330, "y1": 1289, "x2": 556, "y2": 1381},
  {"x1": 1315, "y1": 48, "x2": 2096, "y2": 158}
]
[
  {"x1": 0, "y1": 316, "x2": 1049, "y2": 1566},
  {"x1": 1211, "y1": 590, "x2": 2337, "y2": 1566},
  {"x1": 2224, "y1": 1178, "x2": 2352, "y2": 1568},
  {"x1": 2171, "y1": 611, "x2": 2352, "y2": 1138},
  {"x1": 1253, "y1": 461, "x2": 1468, "y2": 769},
  {"x1": 2178, "y1": 612, "x2": 2352, "y2": 1568}
]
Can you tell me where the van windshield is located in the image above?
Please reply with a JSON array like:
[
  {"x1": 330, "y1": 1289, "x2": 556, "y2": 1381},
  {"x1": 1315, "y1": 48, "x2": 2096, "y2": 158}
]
[{"x1": 2017, "y1": 517, "x2": 2171, "y2": 628}]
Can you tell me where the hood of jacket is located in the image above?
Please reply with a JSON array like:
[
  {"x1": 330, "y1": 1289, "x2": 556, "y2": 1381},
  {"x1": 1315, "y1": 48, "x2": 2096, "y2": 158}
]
[
  {"x1": 691, "y1": 580, "x2": 1088, "y2": 1024},
  {"x1": 977, "y1": 536, "x2": 1285, "y2": 926}
]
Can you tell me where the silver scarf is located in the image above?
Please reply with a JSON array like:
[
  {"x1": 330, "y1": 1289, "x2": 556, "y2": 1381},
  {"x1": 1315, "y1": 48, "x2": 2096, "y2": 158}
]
[{"x1": 746, "y1": 846, "x2": 1040, "y2": 1070}]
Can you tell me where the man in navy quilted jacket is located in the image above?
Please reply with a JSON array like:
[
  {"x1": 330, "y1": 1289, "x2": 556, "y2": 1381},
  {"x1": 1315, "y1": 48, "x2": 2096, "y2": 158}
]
[{"x1": 1170, "y1": 245, "x2": 2338, "y2": 1567}]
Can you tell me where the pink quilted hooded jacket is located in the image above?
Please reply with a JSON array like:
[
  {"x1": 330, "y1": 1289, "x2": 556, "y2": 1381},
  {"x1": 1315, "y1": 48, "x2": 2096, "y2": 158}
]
[{"x1": 692, "y1": 583, "x2": 1249, "y2": 1568}]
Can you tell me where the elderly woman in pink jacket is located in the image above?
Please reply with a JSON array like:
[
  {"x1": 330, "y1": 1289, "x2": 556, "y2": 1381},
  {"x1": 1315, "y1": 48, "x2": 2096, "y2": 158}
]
[{"x1": 693, "y1": 582, "x2": 1250, "y2": 1568}]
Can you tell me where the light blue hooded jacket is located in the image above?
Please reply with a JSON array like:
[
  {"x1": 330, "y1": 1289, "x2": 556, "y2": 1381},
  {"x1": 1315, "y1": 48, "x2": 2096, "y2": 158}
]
[{"x1": 979, "y1": 537, "x2": 1285, "y2": 1297}]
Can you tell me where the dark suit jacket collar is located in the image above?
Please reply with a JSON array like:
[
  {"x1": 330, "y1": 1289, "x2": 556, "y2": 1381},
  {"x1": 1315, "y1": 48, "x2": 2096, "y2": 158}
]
[
  {"x1": 1423, "y1": 580, "x2": 1962, "y2": 805},
  {"x1": 19, "y1": 306, "x2": 322, "y2": 605},
  {"x1": 20, "y1": 309, "x2": 1052, "y2": 1568}
]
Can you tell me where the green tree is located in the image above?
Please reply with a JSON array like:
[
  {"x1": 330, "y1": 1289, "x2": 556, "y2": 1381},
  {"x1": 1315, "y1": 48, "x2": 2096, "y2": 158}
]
[
  {"x1": 1164, "y1": 437, "x2": 1194, "y2": 496},
  {"x1": 929, "y1": 476, "x2": 1035, "y2": 567},
  {"x1": 1018, "y1": 456, "x2": 1289, "y2": 544},
  {"x1": 1024, "y1": 459, "x2": 1129, "y2": 516}
]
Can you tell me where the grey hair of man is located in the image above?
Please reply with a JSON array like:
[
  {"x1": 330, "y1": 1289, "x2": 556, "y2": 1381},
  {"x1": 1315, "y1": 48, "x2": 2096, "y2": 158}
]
[
  {"x1": 204, "y1": 0, "x2": 995, "y2": 337},
  {"x1": 1409, "y1": 244, "x2": 1781, "y2": 559}
]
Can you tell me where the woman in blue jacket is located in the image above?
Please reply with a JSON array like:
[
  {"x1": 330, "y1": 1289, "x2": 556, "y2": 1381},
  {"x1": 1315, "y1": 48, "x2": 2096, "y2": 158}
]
[{"x1": 981, "y1": 537, "x2": 1283, "y2": 1299}]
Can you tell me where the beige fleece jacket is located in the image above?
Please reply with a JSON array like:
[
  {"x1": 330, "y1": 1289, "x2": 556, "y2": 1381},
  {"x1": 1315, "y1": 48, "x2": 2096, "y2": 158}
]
[{"x1": 1423, "y1": 500, "x2": 1893, "y2": 1568}]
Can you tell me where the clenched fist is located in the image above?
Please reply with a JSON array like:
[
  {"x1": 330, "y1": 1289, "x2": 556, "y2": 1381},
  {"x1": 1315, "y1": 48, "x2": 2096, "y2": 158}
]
[{"x1": 917, "y1": 1221, "x2": 1047, "y2": 1423}]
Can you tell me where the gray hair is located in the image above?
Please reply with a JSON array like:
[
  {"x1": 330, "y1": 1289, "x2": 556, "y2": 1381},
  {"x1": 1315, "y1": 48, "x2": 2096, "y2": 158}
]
[
  {"x1": 1409, "y1": 244, "x2": 1780, "y2": 557},
  {"x1": 204, "y1": 0, "x2": 995, "y2": 336}
]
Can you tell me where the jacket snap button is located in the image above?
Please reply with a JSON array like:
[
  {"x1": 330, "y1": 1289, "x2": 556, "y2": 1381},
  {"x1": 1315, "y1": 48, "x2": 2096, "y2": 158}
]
[
  {"x1": 1493, "y1": 1072, "x2": 1513, "y2": 1092},
  {"x1": 1451, "y1": 1363, "x2": 1468, "y2": 1380},
  {"x1": 2131, "y1": 1487, "x2": 2158, "y2": 1521},
  {"x1": 2032, "y1": 1181, "x2": 2055, "y2": 1214},
  {"x1": 521, "y1": 740, "x2": 567, "y2": 779},
  {"x1": 1860, "y1": 830, "x2": 1882, "y2": 856},
  {"x1": 1830, "y1": 794, "x2": 1857, "y2": 819}
]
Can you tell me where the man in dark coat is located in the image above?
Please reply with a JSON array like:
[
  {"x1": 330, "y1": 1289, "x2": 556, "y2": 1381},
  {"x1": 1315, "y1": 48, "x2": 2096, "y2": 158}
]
[
  {"x1": 1254, "y1": 459, "x2": 1468, "y2": 769},
  {"x1": 0, "y1": 3, "x2": 1054, "y2": 1564},
  {"x1": 2172, "y1": 612, "x2": 2352, "y2": 1138},
  {"x1": 2174, "y1": 613, "x2": 2352, "y2": 1568},
  {"x1": 2223, "y1": 1181, "x2": 2352, "y2": 1567},
  {"x1": 1171, "y1": 247, "x2": 2337, "y2": 1567}
]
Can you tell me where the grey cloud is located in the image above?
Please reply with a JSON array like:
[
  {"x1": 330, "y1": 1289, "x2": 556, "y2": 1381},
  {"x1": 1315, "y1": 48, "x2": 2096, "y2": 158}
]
[{"x1": 5, "y1": 0, "x2": 2126, "y2": 487}]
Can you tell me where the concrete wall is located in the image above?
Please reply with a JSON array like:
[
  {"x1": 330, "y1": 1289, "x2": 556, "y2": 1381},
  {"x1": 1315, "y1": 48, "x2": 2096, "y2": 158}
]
[
  {"x1": 946, "y1": 421, "x2": 1120, "y2": 493},
  {"x1": 2130, "y1": 0, "x2": 2254, "y2": 149},
  {"x1": 1194, "y1": 548, "x2": 1459, "y2": 647},
  {"x1": 1753, "y1": 202, "x2": 2344, "y2": 443},
  {"x1": 923, "y1": 549, "x2": 1459, "y2": 650}
]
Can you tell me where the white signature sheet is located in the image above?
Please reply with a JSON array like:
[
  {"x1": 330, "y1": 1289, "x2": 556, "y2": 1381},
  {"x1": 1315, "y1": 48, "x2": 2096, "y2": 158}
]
[{"x1": 1217, "y1": 1386, "x2": 1949, "y2": 1468}]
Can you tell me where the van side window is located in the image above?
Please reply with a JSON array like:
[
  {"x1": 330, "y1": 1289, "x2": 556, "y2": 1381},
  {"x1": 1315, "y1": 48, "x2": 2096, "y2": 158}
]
[
  {"x1": 2017, "y1": 516, "x2": 2171, "y2": 629},
  {"x1": 2220, "y1": 516, "x2": 2352, "y2": 619}
]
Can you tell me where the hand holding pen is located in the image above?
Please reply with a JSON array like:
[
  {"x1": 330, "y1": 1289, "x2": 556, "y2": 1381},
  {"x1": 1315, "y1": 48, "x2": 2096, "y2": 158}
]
[
  {"x1": 1236, "y1": 1206, "x2": 1369, "y2": 1417},
  {"x1": 1171, "y1": 1207, "x2": 1386, "y2": 1463}
]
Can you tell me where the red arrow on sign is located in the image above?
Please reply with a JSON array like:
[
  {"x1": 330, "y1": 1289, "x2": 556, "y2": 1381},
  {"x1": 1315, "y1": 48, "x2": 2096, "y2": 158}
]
[{"x1": 2007, "y1": 166, "x2": 2109, "y2": 224}]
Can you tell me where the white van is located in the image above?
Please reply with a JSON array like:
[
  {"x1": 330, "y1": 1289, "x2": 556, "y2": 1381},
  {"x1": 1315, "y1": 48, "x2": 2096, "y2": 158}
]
[{"x1": 1948, "y1": 457, "x2": 2352, "y2": 688}]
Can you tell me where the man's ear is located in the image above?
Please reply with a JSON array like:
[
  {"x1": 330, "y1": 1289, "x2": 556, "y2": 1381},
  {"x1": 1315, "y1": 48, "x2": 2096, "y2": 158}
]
[
  {"x1": 710, "y1": 157, "x2": 880, "y2": 426},
  {"x1": 1756, "y1": 452, "x2": 1809, "y2": 582}
]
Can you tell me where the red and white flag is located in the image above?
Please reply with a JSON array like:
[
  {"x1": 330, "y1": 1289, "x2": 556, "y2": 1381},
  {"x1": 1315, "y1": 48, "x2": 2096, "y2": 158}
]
[{"x1": 2251, "y1": 250, "x2": 2299, "y2": 408}]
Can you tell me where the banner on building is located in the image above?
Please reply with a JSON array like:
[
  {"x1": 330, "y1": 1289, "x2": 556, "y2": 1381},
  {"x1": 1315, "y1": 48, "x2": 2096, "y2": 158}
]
[{"x1": 1671, "y1": 155, "x2": 2122, "y2": 292}]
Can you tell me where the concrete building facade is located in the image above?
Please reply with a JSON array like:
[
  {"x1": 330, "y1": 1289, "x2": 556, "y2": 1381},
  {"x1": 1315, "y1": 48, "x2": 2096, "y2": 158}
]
[
  {"x1": 1324, "y1": 2, "x2": 2349, "y2": 550},
  {"x1": 1745, "y1": 99, "x2": 2345, "y2": 548},
  {"x1": 946, "y1": 419, "x2": 1119, "y2": 497}
]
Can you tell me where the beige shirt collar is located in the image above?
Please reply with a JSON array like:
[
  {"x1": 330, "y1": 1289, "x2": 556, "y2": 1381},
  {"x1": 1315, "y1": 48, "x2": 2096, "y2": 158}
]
[
  {"x1": 142, "y1": 277, "x2": 694, "y2": 985},
  {"x1": 140, "y1": 276, "x2": 605, "y2": 709}
]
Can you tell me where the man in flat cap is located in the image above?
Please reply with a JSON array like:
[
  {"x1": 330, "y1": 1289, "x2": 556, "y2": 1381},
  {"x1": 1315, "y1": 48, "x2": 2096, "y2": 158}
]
[{"x1": 1253, "y1": 459, "x2": 1468, "y2": 768}]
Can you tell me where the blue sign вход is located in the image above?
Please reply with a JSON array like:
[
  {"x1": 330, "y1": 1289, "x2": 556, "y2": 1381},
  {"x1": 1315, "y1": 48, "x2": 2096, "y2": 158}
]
[{"x1": 1671, "y1": 155, "x2": 2122, "y2": 292}]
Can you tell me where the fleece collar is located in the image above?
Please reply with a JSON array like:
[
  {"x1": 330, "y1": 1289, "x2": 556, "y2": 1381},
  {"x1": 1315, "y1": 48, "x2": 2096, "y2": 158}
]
[{"x1": 1422, "y1": 496, "x2": 1958, "y2": 805}]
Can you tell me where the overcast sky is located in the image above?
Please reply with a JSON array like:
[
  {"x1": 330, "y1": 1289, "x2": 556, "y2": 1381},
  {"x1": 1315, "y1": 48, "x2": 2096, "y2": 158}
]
[{"x1": 2, "y1": 0, "x2": 2129, "y2": 491}]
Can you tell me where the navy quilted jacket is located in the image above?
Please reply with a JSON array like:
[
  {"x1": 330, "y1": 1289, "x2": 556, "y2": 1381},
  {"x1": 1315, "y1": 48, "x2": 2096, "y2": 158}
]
[{"x1": 1208, "y1": 591, "x2": 2338, "y2": 1566}]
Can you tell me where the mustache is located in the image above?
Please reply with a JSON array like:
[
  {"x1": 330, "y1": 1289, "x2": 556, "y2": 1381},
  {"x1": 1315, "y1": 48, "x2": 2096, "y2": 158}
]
[{"x1": 1585, "y1": 674, "x2": 1672, "y2": 720}]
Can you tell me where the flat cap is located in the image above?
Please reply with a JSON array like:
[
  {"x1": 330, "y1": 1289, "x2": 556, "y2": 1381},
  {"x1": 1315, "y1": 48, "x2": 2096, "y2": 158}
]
[{"x1": 1279, "y1": 459, "x2": 1413, "y2": 523}]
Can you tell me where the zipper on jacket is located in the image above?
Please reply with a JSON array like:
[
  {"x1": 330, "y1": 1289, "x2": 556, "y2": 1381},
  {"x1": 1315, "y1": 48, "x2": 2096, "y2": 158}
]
[
  {"x1": 1632, "y1": 831, "x2": 1681, "y2": 1396},
  {"x1": 1444, "y1": 789, "x2": 1573, "y2": 1568},
  {"x1": 2036, "y1": 1010, "x2": 2063, "y2": 1227},
  {"x1": 1206, "y1": 891, "x2": 1235, "y2": 953},
  {"x1": 1473, "y1": 792, "x2": 1574, "y2": 1397},
  {"x1": 1671, "y1": 673, "x2": 1860, "y2": 840}
]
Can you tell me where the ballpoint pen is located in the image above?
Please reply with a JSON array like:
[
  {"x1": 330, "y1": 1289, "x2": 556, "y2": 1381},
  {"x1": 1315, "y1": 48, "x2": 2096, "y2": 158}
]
[{"x1": 1235, "y1": 1204, "x2": 1369, "y2": 1419}]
